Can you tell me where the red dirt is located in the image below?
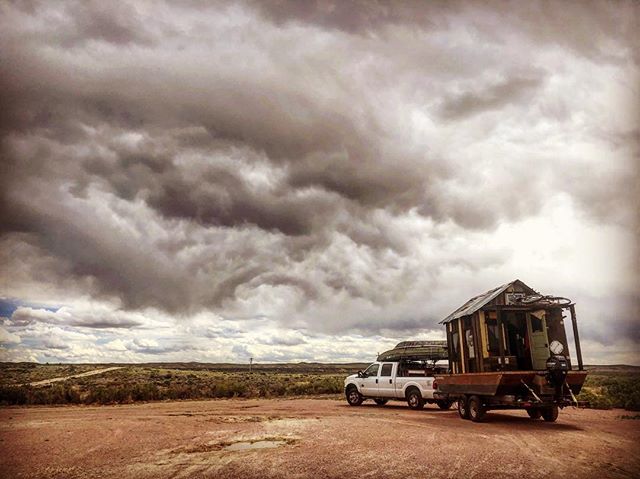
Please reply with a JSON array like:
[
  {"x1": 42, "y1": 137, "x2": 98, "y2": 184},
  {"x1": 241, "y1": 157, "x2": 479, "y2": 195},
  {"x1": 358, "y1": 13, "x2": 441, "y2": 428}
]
[{"x1": 1, "y1": 398, "x2": 638, "y2": 478}]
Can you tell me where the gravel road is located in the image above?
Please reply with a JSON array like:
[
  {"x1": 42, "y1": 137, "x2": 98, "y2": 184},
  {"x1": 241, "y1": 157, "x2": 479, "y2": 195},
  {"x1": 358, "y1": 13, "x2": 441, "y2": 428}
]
[
  {"x1": 1, "y1": 398, "x2": 638, "y2": 478},
  {"x1": 27, "y1": 367, "x2": 124, "y2": 387}
]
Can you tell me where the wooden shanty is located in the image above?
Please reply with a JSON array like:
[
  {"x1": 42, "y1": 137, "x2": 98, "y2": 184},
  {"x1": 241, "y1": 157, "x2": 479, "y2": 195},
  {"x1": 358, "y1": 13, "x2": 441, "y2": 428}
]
[{"x1": 440, "y1": 279, "x2": 584, "y2": 374}]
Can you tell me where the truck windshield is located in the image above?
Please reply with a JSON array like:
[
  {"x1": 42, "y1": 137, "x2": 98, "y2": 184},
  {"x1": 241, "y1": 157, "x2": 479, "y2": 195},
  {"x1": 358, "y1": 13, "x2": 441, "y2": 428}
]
[{"x1": 363, "y1": 364, "x2": 379, "y2": 377}]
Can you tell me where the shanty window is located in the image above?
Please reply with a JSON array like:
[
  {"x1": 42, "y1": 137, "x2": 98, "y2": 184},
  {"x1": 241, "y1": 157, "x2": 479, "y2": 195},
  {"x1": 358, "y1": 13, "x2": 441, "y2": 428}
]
[
  {"x1": 465, "y1": 329, "x2": 475, "y2": 359},
  {"x1": 486, "y1": 318, "x2": 500, "y2": 355},
  {"x1": 530, "y1": 314, "x2": 544, "y2": 332},
  {"x1": 451, "y1": 331, "x2": 459, "y2": 358}
]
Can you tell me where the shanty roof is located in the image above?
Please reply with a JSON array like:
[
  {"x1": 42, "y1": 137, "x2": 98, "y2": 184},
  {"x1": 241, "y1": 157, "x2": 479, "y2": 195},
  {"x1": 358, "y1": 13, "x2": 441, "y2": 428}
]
[{"x1": 440, "y1": 279, "x2": 536, "y2": 324}]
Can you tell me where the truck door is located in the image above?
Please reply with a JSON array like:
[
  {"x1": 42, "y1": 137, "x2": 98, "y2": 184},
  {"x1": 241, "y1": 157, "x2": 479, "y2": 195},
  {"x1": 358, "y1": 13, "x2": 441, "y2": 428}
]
[
  {"x1": 527, "y1": 311, "x2": 549, "y2": 370},
  {"x1": 360, "y1": 363, "x2": 380, "y2": 396},
  {"x1": 377, "y1": 363, "x2": 395, "y2": 397}
]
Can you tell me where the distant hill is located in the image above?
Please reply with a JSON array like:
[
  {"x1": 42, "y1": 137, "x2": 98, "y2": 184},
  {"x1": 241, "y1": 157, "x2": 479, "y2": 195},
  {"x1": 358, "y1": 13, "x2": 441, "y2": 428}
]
[
  {"x1": 584, "y1": 364, "x2": 640, "y2": 374},
  {"x1": 0, "y1": 361, "x2": 371, "y2": 376},
  {"x1": 3, "y1": 361, "x2": 639, "y2": 373}
]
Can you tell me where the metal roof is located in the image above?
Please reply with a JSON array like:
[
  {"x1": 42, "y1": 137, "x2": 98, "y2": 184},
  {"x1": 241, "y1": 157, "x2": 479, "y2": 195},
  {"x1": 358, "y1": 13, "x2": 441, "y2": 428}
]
[{"x1": 439, "y1": 279, "x2": 535, "y2": 324}]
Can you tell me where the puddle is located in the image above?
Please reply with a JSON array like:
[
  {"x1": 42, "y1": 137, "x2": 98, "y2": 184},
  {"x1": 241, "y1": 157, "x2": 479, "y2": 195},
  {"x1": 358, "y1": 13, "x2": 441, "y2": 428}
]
[
  {"x1": 173, "y1": 436, "x2": 297, "y2": 454},
  {"x1": 223, "y1": 440, "x2": 287, "y2": 451}
]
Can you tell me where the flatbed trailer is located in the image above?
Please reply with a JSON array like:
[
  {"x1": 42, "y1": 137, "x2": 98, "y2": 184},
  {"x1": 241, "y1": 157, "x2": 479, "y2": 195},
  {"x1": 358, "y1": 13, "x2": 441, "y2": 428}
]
[
  {"x1": 434, "y1": 369, "x2": 587, "y2": 421},
  {"x1": 433, "y1": 280, "x2": 588, "y2": 422}
]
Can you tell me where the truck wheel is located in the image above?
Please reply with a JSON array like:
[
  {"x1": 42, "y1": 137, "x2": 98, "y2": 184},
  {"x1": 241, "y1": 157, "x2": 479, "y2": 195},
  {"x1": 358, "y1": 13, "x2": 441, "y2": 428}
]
[
  {"x1": 468, "y1": 395, "x2": 486, "y2": 422},
  {"x1": 527, "y1": 408, "x2": 542, "y2": 419},
  {"x1": 374, "y1": 399, "x2": 388, "y2": 406},
  {"x1": 406, "y1": 389, "x2": 425, "y2": 410},
  {"x1": 346, "y1": 387, "x2": 363, "y2": 406},
  {"x1": 457, "y1": 396, "x2": 470, "y2": 419},
  {"x1": 541, "y1": 405, "x2": 559, "y2": 422},
  {"x1": 436, "y1": 400, "x2": 453, "y2": 410}
]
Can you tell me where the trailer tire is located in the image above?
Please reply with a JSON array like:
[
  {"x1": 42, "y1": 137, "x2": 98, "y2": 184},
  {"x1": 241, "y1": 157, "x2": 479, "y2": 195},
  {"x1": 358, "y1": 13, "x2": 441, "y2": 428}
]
[
  {"x1": 436, "y1": 400, "x2": 453, "y2": 410},
  {"x1": 468, "y1": 395, "x2": 486, "y2": 422},
  {"x1": 457, "y1": 396, "x2": 470, "y2": 419},
  {"x1": 541, "y1": 405, "x2": 559, "y2": 422},
  {"x1": 406, "y1": 388, "x2": 425, "y2": 410},
  {"x1": 374, "y1": 399, "x2": 388, "y2": 406},
  {"x1": 346, "y1": 386, "x2": 363, "y2": 406},
  {"x1": 527, "y1": 408, "x2": 542, "y2": 419}
]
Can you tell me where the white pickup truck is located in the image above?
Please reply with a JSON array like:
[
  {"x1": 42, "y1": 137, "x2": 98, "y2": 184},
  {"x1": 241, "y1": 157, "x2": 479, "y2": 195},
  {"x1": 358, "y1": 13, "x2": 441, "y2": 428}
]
[{"x1": 344, "y1": 360, "x2": 452, "y2": 410}]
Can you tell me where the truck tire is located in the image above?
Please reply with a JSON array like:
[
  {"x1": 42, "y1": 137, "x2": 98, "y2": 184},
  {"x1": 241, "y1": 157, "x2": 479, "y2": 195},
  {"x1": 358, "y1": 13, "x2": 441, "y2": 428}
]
[
  {"x1": 457, "y1": 396, "x2": 470, "y2": 419},
  {"x1": 374, "y1": 399, "x2": 388, "y2": 406},
  {"x1": 541, "y1": 405, "x2": 559, "y2": 422},
  {"x1": 527, "y1": 408, "x2": 542, "y2": 419},
  {"x1": 468, "y1": 395, "x2": 486, "y2": 422},
  {"x1": 436, "y1": 399, "x2": 453, "y2": 410},
  {"x1": 406, "y1": 388, "x2": 425, "y2": 410},
  {"x1": 346, "y1": 386, "x2": 363, "y2": 406}
]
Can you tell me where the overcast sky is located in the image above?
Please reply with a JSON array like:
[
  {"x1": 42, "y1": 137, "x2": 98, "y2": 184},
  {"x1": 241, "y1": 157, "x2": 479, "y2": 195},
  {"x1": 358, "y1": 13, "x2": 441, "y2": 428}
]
[{"x1": 1, "y1": 0, "x2": 638, "y2": 365}]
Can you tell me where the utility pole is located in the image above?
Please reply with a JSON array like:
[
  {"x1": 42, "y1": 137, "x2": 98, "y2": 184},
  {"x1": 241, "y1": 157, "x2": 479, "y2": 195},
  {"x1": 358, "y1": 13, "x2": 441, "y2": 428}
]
[{"x1": 249, "y1": 357, "x2": 253, "y2": 373}]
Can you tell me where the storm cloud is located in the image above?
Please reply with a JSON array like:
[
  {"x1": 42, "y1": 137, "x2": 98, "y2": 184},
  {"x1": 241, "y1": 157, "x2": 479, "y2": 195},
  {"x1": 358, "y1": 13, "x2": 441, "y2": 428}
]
[{"x1": 0, "y1": 1, "x2": 638, "y2": 364}]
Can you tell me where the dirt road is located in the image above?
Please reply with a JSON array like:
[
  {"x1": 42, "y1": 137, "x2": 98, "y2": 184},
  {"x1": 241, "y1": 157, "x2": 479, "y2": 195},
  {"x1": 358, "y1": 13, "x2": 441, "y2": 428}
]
[
  {"x1": 1, "y1": 398, "x2": 638, "y2": 478},
  {"x1": 27, "y1": 367, "x2": 124, "y2": 387}
]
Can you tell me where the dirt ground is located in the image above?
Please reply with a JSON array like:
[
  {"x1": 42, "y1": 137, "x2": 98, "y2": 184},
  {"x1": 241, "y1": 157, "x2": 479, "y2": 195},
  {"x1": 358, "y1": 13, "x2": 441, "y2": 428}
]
[{"x1": 1, "y1": 398, "x2": 638, "y2": 479}]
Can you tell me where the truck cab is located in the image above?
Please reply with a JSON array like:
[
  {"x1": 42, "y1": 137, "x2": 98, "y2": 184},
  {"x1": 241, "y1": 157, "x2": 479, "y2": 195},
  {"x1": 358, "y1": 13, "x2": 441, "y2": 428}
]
[{"x1": 344, "y1": 360, "x2": 451, "y2": 410}]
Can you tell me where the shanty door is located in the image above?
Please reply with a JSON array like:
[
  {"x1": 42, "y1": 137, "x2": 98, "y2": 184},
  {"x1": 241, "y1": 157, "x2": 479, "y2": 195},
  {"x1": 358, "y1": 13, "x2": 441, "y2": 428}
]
[{"x1": 527, "y1": 311, "x2": 549, "y2": 370}]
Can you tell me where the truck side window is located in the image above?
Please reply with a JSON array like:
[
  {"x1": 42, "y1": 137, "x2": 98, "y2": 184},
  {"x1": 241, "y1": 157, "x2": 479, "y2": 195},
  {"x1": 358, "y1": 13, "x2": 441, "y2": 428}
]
[
  {"x1": 363, "y1": 364, "x2": 379, "y2": 377},
  {"x1": 380, "y1": 364, "x2": 393, "y2": 376}
]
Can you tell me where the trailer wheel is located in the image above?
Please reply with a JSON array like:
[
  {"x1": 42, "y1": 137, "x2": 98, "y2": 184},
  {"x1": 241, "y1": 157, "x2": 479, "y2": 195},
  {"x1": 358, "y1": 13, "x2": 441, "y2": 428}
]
[
  {"x1": 468, "y1": 395, "x2": 486, "y2": 422},
  {"x1": 436, "y1": 400, "x2": 453, "y2": 410},
  {"x1": 527, "y1": 408, "x2": 542, "y2": 419},
  {"x1": 346, "y1": 386, "x2": 363, "y2": 406},
  {"x1": 541, "y1": 405, "x2": 559, "y2": 422},
  {"x1": 457, "y1": 396, "x2": 470, "y2": 419},
  {"x1": 406, "y1": 388, "x2": 425, "y2": 410},
  {"x1": 374, "y1": 398, "x2": 388, "y2": 406}
]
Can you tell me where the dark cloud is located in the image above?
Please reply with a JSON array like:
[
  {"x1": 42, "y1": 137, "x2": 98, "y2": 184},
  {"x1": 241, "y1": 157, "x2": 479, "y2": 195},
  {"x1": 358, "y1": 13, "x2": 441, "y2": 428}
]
[
  {"x1": 251, "y1": 0, "x2": 454, "y2": 34},
  {"x1": 10, "y1": 307, "x2": 143, "y2": 329},
  {"x1": 253, "y1": 0, "x2": 639, "y2": 64},
  {"x1": 64, "y1": 1, "x2": 154, "y2": 47},
  {"x1": 260, "y1": 333, "x2": 307, "y2": 346},
  {"x1": 439, "y1": 74, "x2": 545, "y2": 120},
  {"x1": 0, "y1": 0, "x2": 637, "y2": 348}
]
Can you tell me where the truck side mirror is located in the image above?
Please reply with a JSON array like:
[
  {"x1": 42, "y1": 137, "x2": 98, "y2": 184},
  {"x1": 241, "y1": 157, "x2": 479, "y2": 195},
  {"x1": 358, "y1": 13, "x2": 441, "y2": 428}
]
[{"x1": 357, "y1": 371, "x2": 364, "y2": 378}]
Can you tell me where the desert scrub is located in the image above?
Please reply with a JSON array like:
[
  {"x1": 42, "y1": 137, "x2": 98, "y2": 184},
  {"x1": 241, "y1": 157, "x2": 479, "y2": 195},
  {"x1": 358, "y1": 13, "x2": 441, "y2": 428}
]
[
  {"x1": 0, "y1": 368, "x2": 346, "y2": 405},
  {"x1": 578, "y1": 373, "x2": 640, "y2": 411},
  {"x1": 578, "y1": 388, "x2": 614, "y2": 409}
]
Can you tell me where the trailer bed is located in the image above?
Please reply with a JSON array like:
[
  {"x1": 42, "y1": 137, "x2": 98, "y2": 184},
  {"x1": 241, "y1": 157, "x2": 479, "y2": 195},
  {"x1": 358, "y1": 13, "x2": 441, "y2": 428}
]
[{"x1": 435, "y1": 370, "x2": 587, "y2": 396}]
